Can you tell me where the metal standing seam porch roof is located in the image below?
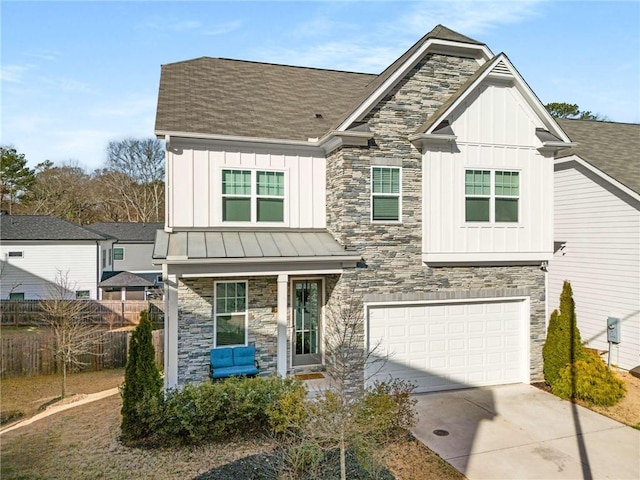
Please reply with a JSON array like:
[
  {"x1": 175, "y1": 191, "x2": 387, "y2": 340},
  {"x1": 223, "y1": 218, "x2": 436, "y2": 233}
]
[{"x1": 153, "y1": 229, "x2": 361, "y2": 263}]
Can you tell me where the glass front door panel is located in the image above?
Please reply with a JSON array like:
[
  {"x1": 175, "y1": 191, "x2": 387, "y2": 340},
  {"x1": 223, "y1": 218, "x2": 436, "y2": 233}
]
[{"x1": 293, "y1": 280, "x2": 321, "y2": 366}]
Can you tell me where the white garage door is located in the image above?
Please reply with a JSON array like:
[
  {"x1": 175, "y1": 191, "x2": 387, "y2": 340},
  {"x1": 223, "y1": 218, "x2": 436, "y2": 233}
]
[{"x1": 366, "y1": 300, "x2": 527, "y2": 393}]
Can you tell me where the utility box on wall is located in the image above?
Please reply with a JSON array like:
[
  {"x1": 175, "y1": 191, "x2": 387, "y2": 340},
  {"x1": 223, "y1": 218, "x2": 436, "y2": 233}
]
[{"x1": 607, "y1": 317, "x2": 621, "y2": 344}]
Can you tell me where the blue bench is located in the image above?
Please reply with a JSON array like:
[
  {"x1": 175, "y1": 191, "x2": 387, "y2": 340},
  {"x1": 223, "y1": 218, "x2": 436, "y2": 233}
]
[{"x1": 209, "y1": 345, "x2": 259, "y2": 379}]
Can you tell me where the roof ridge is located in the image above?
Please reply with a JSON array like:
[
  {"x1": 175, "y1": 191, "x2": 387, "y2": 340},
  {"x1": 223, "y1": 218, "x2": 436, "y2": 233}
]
[{"x1": 164, "y1": 56, "x2": 378, "y2": 76}]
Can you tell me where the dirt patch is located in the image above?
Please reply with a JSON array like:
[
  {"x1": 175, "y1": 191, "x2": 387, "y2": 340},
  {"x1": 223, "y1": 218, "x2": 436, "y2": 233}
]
[
  {"x1": 1, "y1": 368, "x2": 124, "y2": 421},
  {"x1": 584, "y1": 368, "x2": 640, "y2": 428},
  {"x1": 534, "y1": 368, "x2": 640, "y2": 429}
]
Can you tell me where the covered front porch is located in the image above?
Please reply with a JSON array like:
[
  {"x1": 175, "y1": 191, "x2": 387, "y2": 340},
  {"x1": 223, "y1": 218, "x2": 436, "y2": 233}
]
[{"x1": 153, "y1": 229, "x2": 360, "y2": 389}]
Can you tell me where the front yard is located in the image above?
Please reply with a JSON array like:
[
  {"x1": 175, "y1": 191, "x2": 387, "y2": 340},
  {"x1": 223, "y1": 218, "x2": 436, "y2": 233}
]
[{"x1": 0, "y1": 369, "x2": 462, "y2": 479}]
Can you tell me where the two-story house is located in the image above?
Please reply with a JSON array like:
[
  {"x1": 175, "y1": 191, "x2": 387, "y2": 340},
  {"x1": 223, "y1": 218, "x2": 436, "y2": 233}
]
[
  {"x1": 153, "y1": 25, "x2": 574, "y2": 392},
  {"x1": 88, "y1": 222, "x2": 164, "y2": 300},
  {"x1": 0, "y1": 214, "x2": 113, "y2": 300}
]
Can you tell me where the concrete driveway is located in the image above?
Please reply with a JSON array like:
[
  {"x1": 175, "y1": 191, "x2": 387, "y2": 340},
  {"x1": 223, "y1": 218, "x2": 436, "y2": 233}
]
[{"x1": 411, "y1": 384, "x2": 639, "y2": 479}]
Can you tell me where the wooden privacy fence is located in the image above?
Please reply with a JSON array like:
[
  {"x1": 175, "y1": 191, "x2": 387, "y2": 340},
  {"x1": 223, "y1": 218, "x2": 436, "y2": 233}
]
[
  {"x1": 1, "y1": 329, "x2": 164, "y2": 379},
  {"x1": 0, "y1": 300, "x2": 164, "y2": 326}
]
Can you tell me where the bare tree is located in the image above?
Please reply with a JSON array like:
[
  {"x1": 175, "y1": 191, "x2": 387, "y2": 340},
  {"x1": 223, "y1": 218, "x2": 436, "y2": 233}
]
[
  {"x1": 39, "y1": 271, "x2": 103, "y2": 398},
  {"x1": 101, "y1": 138, "x2": 165, "y2": 222},
  {"x1": 276, "y1": 277, "x2": 410, "y2": 480},
  {"x1": 21, "y1": 161, "x2": 101, "y2": 224}
]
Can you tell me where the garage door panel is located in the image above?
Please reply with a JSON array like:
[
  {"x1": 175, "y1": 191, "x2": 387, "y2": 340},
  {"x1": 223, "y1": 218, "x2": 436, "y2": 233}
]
[{"x1": 367, "y1": 300, "x2": 526, "y2": 393}]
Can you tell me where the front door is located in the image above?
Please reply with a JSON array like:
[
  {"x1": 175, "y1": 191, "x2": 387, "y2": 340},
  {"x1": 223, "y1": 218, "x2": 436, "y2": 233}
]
[{"x1": 292, "y1": 280, "x2": 322, "y2": 366}]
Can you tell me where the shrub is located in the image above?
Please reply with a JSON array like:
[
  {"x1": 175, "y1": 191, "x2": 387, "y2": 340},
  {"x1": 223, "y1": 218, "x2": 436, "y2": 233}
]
[
  {"x1": 552, "y1": 350, "x2": 626, "y2": 406},
  {"x1": 120, "y1": 310, "x2": 163, "y2": 441},
  {"x1": 543, "y1": 281, "x2": 585, "y2": 387},
  {"x1": 144, "y1": 375, "x2": 306, "y2": 446},
  {"x1": 357, "y1": 378, "x2": 417, "y2": 443}
]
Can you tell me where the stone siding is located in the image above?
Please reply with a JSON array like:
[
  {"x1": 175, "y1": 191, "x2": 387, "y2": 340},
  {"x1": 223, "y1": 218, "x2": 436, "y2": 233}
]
[
  {"x1": 325, "y1": 52, "x2": 546, "y2": 389},
  {"x1": 177, "y1": 276, "x2": 279, "y2": 385}
]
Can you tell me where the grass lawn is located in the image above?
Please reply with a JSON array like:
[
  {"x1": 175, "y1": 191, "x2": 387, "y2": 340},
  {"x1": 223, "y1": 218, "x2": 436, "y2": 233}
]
[{"x1": 0, "y1": 370, "x2": 464, "y2": 479}]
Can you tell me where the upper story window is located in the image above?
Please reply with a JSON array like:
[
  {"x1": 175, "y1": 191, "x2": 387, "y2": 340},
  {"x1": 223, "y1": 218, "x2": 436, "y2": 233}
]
[
  {"x1": 465, "y1": 170, "x2": 519, "y2": 223},
  {"x1": 102, "y1": 250, "x2": 107, "y2": 269},
  {"x1": 371, "y1": 167, "x2": 401, "y2": 222},
  {"x1": 7, "y1": 251, "x2": 23, "y2": 258},
  {"x1": 75, "y1": 290, "x2": 90, "y2": 299},
  {"x1": 222, "y1": 169, "x2": 285, "y2": 223},
  {"x1": 113, "y1": 247, "x2": 124, "y2": 261}
]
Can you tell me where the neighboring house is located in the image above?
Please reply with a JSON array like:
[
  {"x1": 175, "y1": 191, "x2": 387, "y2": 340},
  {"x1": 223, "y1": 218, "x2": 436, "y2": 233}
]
[
  {"x1": 87, "y1": 222, "x2": 164, "y2": 300},
  {"x1": 153, "y1": 25, "x2": 575, "y2": 392},
  {"x1": 0, "y1": 214, "x2": 112, "y2": 300},
  {"x1": 549, "y1": 119, "x2": 640, "y2": 371}
]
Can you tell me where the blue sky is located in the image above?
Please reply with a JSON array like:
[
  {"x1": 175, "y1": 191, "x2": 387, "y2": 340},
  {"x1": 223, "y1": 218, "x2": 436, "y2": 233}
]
[{"x1": 2, "y1": 0, "x2": 639, "y2": 170}]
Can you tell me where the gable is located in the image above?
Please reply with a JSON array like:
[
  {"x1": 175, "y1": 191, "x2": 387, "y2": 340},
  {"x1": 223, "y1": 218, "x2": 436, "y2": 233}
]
[{"x1": 449, "y1": 79, "x2": 545, "y2": 147}]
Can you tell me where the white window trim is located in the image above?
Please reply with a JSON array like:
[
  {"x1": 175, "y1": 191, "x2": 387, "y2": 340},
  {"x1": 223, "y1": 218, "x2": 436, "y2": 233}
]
[
  {"x1": 220, "y1": 168, "x2": 287, "y2": 226},
  {"x1": 113, "y1": 247, "x2": 125, "y2": 261},
  {"x1": 213, "y1": 280, "x2": 249, "y2": 347},
  {"x1": 464, "y1": 169, "x2": 521, "y2": 224},
  {"x1": 75, "y1": 290, "x2": 90, "y2": 299},
  {"x1": 370, "y1": 166, "x2": 402, "y2": 224}
]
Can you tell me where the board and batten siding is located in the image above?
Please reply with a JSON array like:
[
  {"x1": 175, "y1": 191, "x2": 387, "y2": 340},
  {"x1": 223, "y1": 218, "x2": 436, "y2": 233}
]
[
  {"x1": 549, "y1": 166, "x2": 640, "y2": 371},
  {"x1": 422, "y1": 81, "x2": 554, "y2": 263},
  {"x1": 0, "y1": 242, "x2": 100, "y2": 300},
  {"x1": 167, "y1": 143, "x2": 326, "y2": 229}
]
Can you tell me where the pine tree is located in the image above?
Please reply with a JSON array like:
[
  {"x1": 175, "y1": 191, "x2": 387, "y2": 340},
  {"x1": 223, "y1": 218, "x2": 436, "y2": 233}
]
[
  {"x1": 120, "y1": 310, "x2": 163, "y2": 440},
  {"x1": 542, "y1": 281, "x2": 585, "y2": 387}
]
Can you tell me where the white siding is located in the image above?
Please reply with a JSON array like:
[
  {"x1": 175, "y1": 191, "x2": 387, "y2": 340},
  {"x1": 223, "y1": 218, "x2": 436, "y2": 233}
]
[
  {"x1": 167, "y1": 142, "x2": 326, "y2": 229},
  {"x1": 549, "y1": 166, "x2": 640, "y2": 370},
  {"x1": 113, "y1": 243, "x2": 159, "y2": 273},
  {"x1": 423, "y1": 81, "x2": 554, "y2": 263},
  {"x1": 0, "y1": 242, "x2": 100, "y2": 299}
]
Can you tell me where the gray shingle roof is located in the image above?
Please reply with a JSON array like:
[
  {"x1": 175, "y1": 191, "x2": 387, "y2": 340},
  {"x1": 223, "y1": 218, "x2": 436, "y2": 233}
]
[
  {"x1": 154, "y1": 25, "x2": 484, "y2": 141},
  {"x1": 153, "y1": 229, "x2": 360, "y2": 261},
  {"x1": 155, "y1": 58, "x2": 374, "y2": 141},
  {"x1": 557, "y1": 119, "x2": 640, "y2": 194},
  {"x1": 99, "y1": 271, "x2": 155, "y2": 288},
  {"x1": 0, "y1": 215, "x2": 107, "y2": 241},
  {"x1": 87, "y1": 222, "x2": 164, "y2": 242}
]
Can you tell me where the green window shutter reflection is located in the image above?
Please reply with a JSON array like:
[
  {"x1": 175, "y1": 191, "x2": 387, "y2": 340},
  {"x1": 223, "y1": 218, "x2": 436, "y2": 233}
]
[
  {"x1": 495, "y1": 171, "x2": 519, "y2": 196},
  {"x1": 373, "y1": 167, "x2": 399, "y2": 194},
  {"x1": 223, "y1": 198, "x2": 250, "y2": 221},
  {"x1": 495, "y1": 198, "x2": 518, "y2": 222},
  {"x1": 373, "y1": 196, "x2": 399, "y2": 221},
  {"x1": 257, "y1": 171, "x2": 284, "y2": 196},
  {"x1": 222, "y1": 170, "x2": 251, "y2": 195},
  {"x1": 465, "y1": 198, "x2": 490, "y2": 222},
  {"x1": 465, "y1": 170, "x2": 490, "y2": 195},
  {"x1": 257, "y1": 198, "x2": 284, "y2": 222}
]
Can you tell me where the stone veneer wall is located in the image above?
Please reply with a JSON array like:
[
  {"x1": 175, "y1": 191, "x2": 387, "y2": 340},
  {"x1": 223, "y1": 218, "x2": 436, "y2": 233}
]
[
  {"x1": 325, "y1": 52, "x2": 546, "y2": 390},
  {"x1": 177, "y1": 276, "x2": 279, "y2": 385}
]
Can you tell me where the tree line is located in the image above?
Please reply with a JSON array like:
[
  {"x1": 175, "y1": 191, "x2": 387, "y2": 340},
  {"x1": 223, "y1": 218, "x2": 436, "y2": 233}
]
[{"x1": 0, "y1": 138, "x2": 164, "y2": 224}]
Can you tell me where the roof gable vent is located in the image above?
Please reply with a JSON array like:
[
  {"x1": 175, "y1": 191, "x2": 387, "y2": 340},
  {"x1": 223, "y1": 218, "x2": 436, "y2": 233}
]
[{"x1": 491, "y1": 60, "x2": 511, "y2": 76}]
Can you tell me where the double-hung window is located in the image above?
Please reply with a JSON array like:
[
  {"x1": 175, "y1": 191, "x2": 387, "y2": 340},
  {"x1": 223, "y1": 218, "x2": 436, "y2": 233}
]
[
  {"x1": 222, "y1": 170, "x2": 284, "y2": 223},
  {"x1": 214, "y1": 281, "x2": 247, "y2": 347},
  {"x1": 113, "y1": 247, "x2": 124, "y2": 261},
  {"x1": 371, "y1": 167, "x2": 401, "y2": 222},
  {"x1": 465, "y1": 169, "x2": 519, "y2": 222}
]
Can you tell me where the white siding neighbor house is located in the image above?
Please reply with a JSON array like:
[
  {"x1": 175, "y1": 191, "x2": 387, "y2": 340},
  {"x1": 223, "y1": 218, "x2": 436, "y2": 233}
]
[
  {"x1": 87, "y1": 222, "x2": 164, "y2": 300},
  {"x1": 153, "y1": 25, "x2": 575, "y2": 392},
  {"x1": 549, "y1": 120, "x2": 640, "y2": 371},
  {"x1": 0, "y1": 215, "x2": 112, "y2": 300}
]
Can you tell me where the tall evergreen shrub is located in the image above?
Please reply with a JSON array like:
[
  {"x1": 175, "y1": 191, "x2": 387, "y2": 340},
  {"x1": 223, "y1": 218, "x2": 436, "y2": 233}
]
[
  {"x1": 542, "y1": 281, "x2": 585, "y2": 387},
  {"x1": 120, "y1": 310, "x2": 163, "y2": 441}
]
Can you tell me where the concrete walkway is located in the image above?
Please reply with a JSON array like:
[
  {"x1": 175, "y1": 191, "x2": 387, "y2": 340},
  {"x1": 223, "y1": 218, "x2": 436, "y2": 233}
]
[
  {"x1": 411, "y1": 384, "x2": 640, "y2": 480},
  {"x1": 0, "y1": 388, "x2": 119, "y2": 436}
]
